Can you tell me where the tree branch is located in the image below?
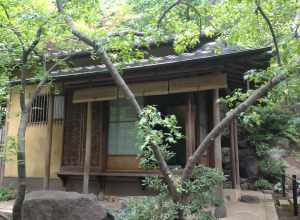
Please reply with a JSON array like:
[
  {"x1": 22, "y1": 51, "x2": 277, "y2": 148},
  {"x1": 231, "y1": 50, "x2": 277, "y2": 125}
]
[
  {"x1": 19, "y1": 27, "x2": 44, "y2": 111},
  {"x1": 255, "y1": 1, "x2": 281, "y2": 65},
  {"x1": 108, "y1": 30, "x2": 145, "y2": 38},
  {"x1": 157, "y1": 0, "x2": 182, "y2": 28},
  {"x1": 22, "y1": 27, "x2": 43, "y2": 64},
  {"x1": 182, "y1": 72, "x2": 287, "y2": 182}
]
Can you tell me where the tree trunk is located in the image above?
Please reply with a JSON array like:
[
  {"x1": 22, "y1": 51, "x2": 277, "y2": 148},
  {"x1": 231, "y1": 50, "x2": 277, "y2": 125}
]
[{"x1": 13, "y1": 111, "x2": 28, "y2": 220}]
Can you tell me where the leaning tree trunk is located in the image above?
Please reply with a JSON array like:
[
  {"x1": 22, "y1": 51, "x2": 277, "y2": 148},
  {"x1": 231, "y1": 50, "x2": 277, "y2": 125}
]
[{"x1": 12, "y1": 111, "x2": 28, "y2": 220}]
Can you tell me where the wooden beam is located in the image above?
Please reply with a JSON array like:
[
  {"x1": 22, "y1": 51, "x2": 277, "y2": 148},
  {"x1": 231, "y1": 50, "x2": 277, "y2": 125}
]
[
  {"x1": 213, "y1": 89, "x2": 224, "y2": 195},
  {"x1": 43, "y1": 92, "x2": 54, "y2": 190},
  {"x1": 83, "y1": 102, "x2": 92, "y2": 194},
  {"x1": 73, "y1": 74, "x2": 227, "y2": 103}
]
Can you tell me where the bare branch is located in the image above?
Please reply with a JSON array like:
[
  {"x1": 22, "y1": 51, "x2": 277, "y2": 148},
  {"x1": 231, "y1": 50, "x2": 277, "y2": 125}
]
[
  {"x1": 108, "y1": 30, "x2": 145, "y2": 37},
  {"x1": 182, "y1": 2, "x2": 202, "y2": 30},
  {"x1": 56, "y1": 0, "x2": 95, "y2": 47},
  {"x1": 25, "y1": 54, "x2": 73, "y2": 113},
  {"x1": 255, "y1": 2, "x2": 281, "y2": 65},
  {"x1": 22, "y1": 27, "x2": 43, "y2": 64},
  {"x1": 19, "y1": 27, "x2": 44, "y2": 111},
  {"x1": 157, "y1": 0, "x2": 182, "y2": 28},
  {"x1": 182, "y1": 72, "x2": 287, "y2": 182}
]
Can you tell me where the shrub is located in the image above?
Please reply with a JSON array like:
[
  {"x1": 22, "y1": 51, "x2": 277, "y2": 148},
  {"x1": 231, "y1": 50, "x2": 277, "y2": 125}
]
[
  {"x1": 258, "y1": 159, "x2": 286, "y2": 182},
  {"x1": 0, "y1": 187, "x2": 15, "y2": 201},
  {"x1": 254, "y1": 178, "x2": 272, "y2": 190}
]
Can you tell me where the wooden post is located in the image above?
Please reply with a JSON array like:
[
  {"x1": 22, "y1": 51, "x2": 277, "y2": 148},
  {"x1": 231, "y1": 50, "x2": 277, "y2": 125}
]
[
  {"x1": 229, "y1": 118, "x2": 240, "y2": 189},
  {"x1": 43, "y1": 92, "x2": 54, "y2": 190},
  {"x1": 186, "y1": 94, "x2": 196, "y2": 160},
  {"x1": 83, "y1": 102, "x2": 92, "y2": 194},
  {"x1": 233, "y1": 119, "x2": 240, "y2": 187},
  {"x1": 213, "y1": 89, "x2": 227, "y2": 218},
  {"x1": 213, "y1": 89, "x2": 223, "y2": 176},
  {"x1": 229, "y1": 120, "x2": 237, "y2": 188},
  {"x1": 293, "y1": 175, "x2": 298, "y2": 216}
]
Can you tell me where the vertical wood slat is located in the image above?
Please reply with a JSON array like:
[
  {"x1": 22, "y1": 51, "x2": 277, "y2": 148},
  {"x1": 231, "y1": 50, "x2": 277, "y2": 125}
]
[
  {"x1": 185, "y1": 94, "x2": 196, "y2": 160},
  {"x1": 83, "y1": 102, "x2": 92, "y2": 194},
  {"x1": 43, "y1": 92, "x2": 54, "y2": 190},
  {"x1": 213, "y1": 89, "x2": 224, "y2": 196}
]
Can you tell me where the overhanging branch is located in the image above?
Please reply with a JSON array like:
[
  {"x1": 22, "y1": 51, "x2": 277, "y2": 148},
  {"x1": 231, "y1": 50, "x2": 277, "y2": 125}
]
[{"x1": 255, "y1": 1, "x2": 281, "y2": 65}]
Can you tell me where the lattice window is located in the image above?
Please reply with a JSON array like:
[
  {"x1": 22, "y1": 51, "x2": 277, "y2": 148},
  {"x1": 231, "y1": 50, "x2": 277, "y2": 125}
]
[
  {"x1": 29, "y1": 95, "x2": 49, "y2": 124},
  {"x1": 29, "y1": 94, "x2": 65, "y2": 124},
  {"x1": 107, "y1": 98, "x2": 143, "y2": 155}
]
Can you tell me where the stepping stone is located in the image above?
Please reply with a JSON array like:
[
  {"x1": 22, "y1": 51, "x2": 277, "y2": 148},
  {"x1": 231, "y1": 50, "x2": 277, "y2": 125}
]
[{"x1": 240, "y1": 195, "x2": 260, "y2": 203}]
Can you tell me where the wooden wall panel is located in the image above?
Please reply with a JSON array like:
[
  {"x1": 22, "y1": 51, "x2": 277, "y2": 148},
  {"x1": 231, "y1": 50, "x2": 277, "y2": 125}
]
[
  {"x1": 106, "y1": 155, "x2": 141, "y2": 171},
  {"x1": 73, "y1": 74, "x2": 227, "y2": 103},
  {"x1": 169, "y1": 73, "x2": 227, "y2": 94}
]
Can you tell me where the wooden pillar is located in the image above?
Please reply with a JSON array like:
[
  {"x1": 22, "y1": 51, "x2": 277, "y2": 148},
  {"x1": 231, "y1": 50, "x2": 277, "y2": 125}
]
[
  {"x1": 43, "y1": 92, "x2": 54, "y2": 190},
  {"x1": 230, "y1": 118, "x2": 240, "y2": 188},
  {"x1": 213, "y1": 89, "x2": 227, "y2": 218},
  {"x1": 213, "y1": 89, "x2": 223, "y2": 194},
  {"x1": 83, "y1": 102, "x2": 92, "y2": 194},
  {"x1": 186, "y1": 94, "x2": 196, "y2": 160}
]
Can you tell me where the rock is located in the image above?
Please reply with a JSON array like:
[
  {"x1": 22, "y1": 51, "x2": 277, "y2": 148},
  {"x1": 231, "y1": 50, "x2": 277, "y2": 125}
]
[
  {"x1": 240, "y1": 195, "x2": 260, "y2": 204},
  {"x1": 214, "y1": 205, "x2": 227, "y2": 218},
  {"x1": 274, "y1": 137, "x2": 290, "y2": 149},
  {"x1": 22, "y1": 191, "x2": 112, "y2": 220},
  {"x1": 267, "y1": 148, "x2": 287, "y2": 160},
  {"x1": 239, "y1": 155, "x2": 258, "y2": 178}
]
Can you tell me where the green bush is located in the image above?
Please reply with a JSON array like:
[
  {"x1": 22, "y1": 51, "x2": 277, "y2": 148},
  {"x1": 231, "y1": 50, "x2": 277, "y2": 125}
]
[
  {"x1": 254, "y1": 178, "x2": 272, "y2": 190},
  {"x1": 0, "y1": 187, "x2": 15, "y2": 201},
  {"x1": 117, "y1": 197, "x2": 178, "y2": 220},
  {"x1": 258, "y1": 159, "x2": 286, "y2": 182}
]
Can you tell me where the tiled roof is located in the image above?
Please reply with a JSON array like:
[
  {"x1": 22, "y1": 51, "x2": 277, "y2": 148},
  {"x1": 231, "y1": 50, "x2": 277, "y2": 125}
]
[{"x1": 51, "y1": 43, "x2": 272, "y2": 79}]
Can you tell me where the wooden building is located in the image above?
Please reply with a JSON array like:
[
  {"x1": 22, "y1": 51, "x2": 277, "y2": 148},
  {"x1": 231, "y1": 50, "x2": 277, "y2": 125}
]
[{"x1": 1, "y1": 39, "x2": 272, "y2": 195}]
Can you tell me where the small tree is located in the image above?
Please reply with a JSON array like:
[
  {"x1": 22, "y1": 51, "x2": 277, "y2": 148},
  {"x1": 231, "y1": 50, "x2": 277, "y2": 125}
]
[{"x1": 0, "y1": 1, "x2": 71, "y2": 219}]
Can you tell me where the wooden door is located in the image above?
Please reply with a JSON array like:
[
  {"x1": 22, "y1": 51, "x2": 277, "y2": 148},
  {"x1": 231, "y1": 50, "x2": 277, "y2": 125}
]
[{"x1": 62, "y1": 91, "x2": 105, "y2": 172}]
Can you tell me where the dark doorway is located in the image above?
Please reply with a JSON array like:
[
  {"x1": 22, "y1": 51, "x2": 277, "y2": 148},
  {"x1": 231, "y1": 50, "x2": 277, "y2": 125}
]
[{"x1": 145, "y1": 94, "x2": 187, "y2": 167}]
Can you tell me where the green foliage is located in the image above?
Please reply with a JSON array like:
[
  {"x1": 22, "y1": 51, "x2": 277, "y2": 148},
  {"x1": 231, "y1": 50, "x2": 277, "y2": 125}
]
[
  {"x1": 0, "y1": 187, "x2": 15, "y2": 202},
  {"x1": 137, "y1": 105, "x2": 183, "y2": 169},
  {"x1": 254, "y1": 178, "x2": 272, "y2": 190},
  {"x1": 258, "y1": 159, "x2": 286, "y2": 182},
  {"x1": 117, "y1": 197, "x2": 178, "y2": 220},
  {"x1": 131, "y1": 106, "x2": 223, "y2": 219},
  {"x1": 117, "y1": 165, "x2": 223, "y2": 219}
]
